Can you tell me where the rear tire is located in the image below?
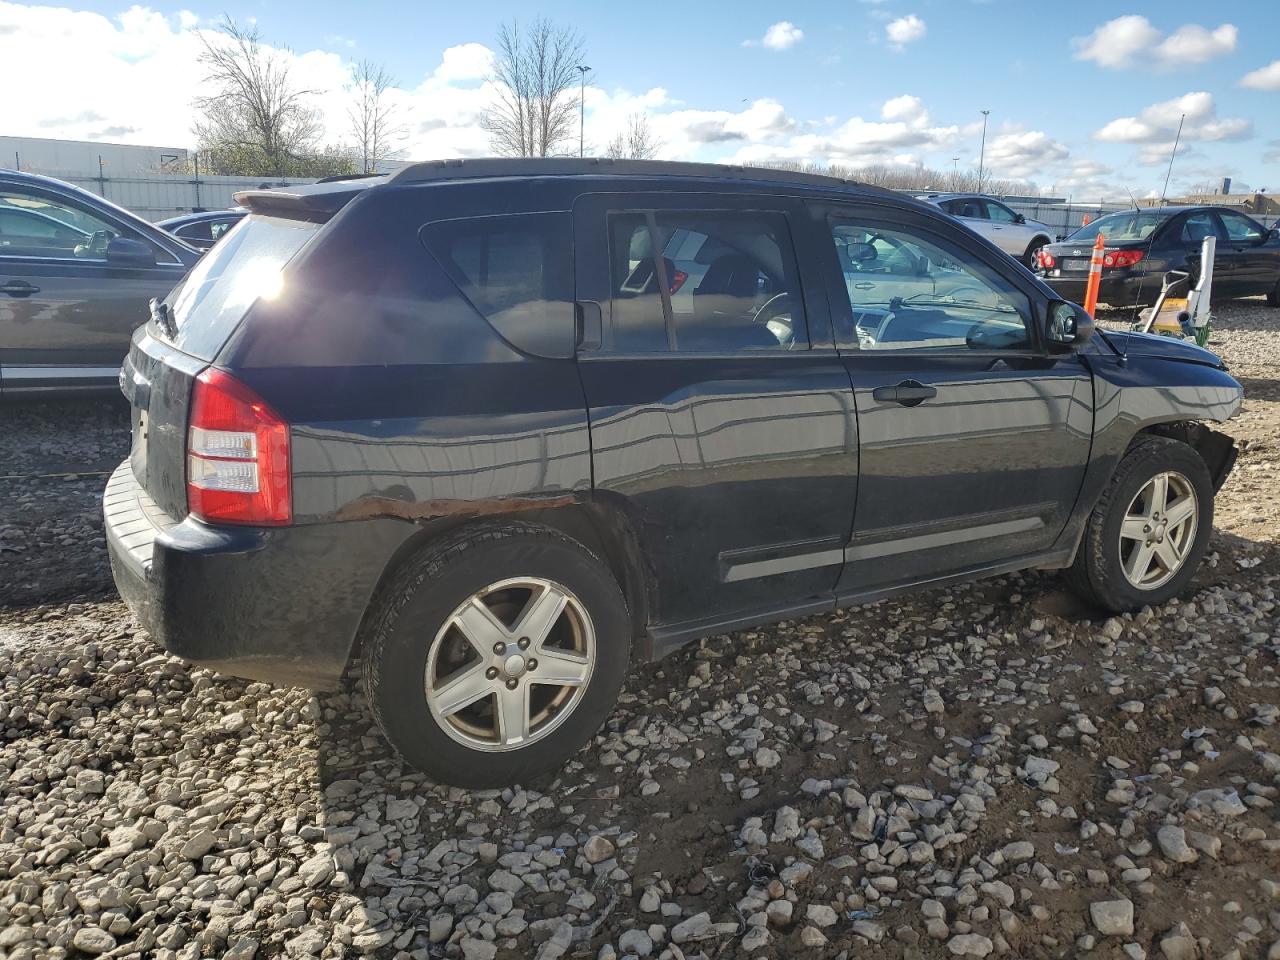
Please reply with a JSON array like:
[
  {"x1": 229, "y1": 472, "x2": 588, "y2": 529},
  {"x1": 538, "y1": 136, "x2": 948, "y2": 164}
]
[
  {"x1": 1065, "y1": 436, "x2": 1213, "y2": 613},
  {"x1": 361, "y1": 522, "x2": 630, "y2": 788},
  {"x1": 1267, "y1": 277, "x2": 1279, "y2": 307},
  {"x1": 1022, "y1": 237, "x2": 1050, "y2": 270}
]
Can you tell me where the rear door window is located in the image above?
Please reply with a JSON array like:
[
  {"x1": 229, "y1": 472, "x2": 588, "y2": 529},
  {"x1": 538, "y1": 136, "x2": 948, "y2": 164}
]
[
  {"x1": 421, "y1": 213, "x2": 574, "y2": 358},
  {"x1": 605, "y1": 210, "x2": 808, "y2": 352},
  {"x1": 164, "y1": 215, "x2": 318, "y2": 360}
]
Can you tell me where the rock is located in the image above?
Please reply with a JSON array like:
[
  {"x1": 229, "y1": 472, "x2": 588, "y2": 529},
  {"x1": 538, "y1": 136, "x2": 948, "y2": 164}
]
[
  {"x1": 948, "y1": 933, "x2": 995, "y2": 957},
  {"x1": 766, "y1": 900, "x2": 793, "y2": 926},
  {"x1": 1001, "y1": 841, "x2": 1035, "y2": 863},
  {"x1": 1159, "y1": 922, "x2": 1198, "y2": 960},
  {"x1": 851, "y1": 920, "x2": 884, "y2": 942},
  {"x1": 671, "y1": 912, "x2": 712, "y2": 943},
  {"x1": 754, "y1": 747, "x2": 781, "y2": 769},
  {"x1": 924, "y1": 689, "x2": 945, "y2": 714},
  {"x1": 1090, "y1": 899, "x2": 1135, "y2": 937},
  {"x1": 1023, "y1": 756, "x2": 1060, "y2": 777},
  {"x1": 386, "y1": 798, "x2": 418, "y2": 821},
  {"x1": 75, "y1": 769, "x2": 105, "y2": 794},
  {"x1": 806, "y1": 904, "x2": 838, "y2": 927},
  {"x1": 71, "y1": 928, "x2": 117, "y2": 955},
  {"x1": 460, "y1": 938, "x2": 498, "y2": 960},
  {"x1": 639, "y1": 888, "x2": 661, "y2": 913},
  {"x1": 429, "y1": 914, "x2": 454, "y2": 943},
  {"x1": 284, "y1": 928, "x2": 326, "y2": 957},
  {"x1": 180, "y1": 829, "x2": 217, "y2": 860},
  {"x1": 618, "y1": 929, "x2": 653, "y2": 957},
  {"x1": 799, "y1": 926, "x2": 828, "y2": 947},
  {"x1": 298, "y1": 852, "x2": 335, "y2": 888},
  {"x1": 772, "y1": 806, "x2": 801, "y2": 841},
  {"x1": 1156, "y1": 825, "x2": 1197, "y2": 864},
  {"x1": 584, "y1": 835, "x2": 616, "y2": 864}
]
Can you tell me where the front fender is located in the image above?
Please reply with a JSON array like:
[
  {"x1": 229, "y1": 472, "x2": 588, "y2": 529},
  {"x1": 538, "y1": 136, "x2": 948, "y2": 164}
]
[{"x1": 1053, "y1": 354, "x2": 1242, "y2": 559}]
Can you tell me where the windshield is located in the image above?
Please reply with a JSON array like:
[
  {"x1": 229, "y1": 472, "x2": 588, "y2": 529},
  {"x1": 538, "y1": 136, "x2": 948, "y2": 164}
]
[
  {"x1": 1067, "y1": 210, "x2": 1171, "y2": 243},
  {"x1": 162, "y1": 215, "x2": 318, "y2": 360}
]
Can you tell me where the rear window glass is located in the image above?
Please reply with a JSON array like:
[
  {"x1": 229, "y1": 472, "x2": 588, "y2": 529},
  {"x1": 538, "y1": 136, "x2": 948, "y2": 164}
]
[
  {"x1": 1067, "y1": 211, "x2": 1170, "y2": 244},
  {"x1": 163, "y1": 215, "x2": 318, "y2": 360},
  {"x1": 420, "y1": 213, "x2": 574, "y2": 358}
]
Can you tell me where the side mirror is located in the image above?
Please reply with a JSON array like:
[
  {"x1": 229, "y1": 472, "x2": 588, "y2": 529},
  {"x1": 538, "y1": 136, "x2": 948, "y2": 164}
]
[
  {"x1": 1268, "y1": 227, "x2": 1279, "y2": 243},
  {"x1": 1013, "y1": 213, "x2": 1026, "y2": 224},
  {"x1": 105, "y1": 236, "x2": 156, "y2": 266},
  {"x1": 1046, "y1": 300, "x2": 1094, "y2": 350}
]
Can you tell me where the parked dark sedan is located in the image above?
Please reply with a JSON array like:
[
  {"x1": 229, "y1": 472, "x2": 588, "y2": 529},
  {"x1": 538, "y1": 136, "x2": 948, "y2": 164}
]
[
  {"x1": 105, "y1": 160, "x2": 1241, "y2": 787},
  {"x1": 158, "y1": 209, "x2": 247, "y2": 251},
  {"x1": 1037, "y1": 205, "x2": 1280, "y2": 308},
  {"x1": 0, "y1": 169, "x2": 200, "y2": 395}
]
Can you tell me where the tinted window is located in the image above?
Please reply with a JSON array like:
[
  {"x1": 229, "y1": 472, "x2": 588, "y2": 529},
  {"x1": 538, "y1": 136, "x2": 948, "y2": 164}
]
[
  {"x1": 0, "y1": 189, "x2": 120, "y2": 259},
  {"x1": 606, "y1": 210, "x2": 807, "y2": 352},
  {"x1": 984, "y1": 201, "x2": 1018, "y2": 223},
  {"x1": 954, "y1": 199, "x2": 986, "y2": 219},
  {"x1": 421, "y1": 213, "x2": 573, "y2": 358},
  {"x1": 829, "y1": 218, "x2": 1032, "y2": 351},
  {"x1": 1069, "y1": 211, "x2": 1168, "y2": 243},
  {"x1": 1217, "y1": 210, "x2": 1264, "y2": 242},
  {"x1": 175, "y1": 221, "x2": 212, "y2": 242},
  {"x1": 210, "y1": 218, "x2": 238, "y2": 241},
  {"x1": 165, "y1": 215, "x2": 318, "y2": 360},
  {"x1": 1179, "y1": 212, "x2": 1218, "y2": 245}
]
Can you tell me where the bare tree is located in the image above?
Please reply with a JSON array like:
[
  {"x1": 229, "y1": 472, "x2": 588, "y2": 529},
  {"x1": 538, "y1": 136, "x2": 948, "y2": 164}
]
[
  {"x1": 193, "y1": 16, "x2": 346, "y2": 177},
  {"x1": 605, "y1": 113, "x2": 662, "y2": 160},
  {"x1": 482, "y1": 18, "x2": 586, "y2": 157},
  {"x1": 348, "y1": 60, "x2": 408, "y2": 174},
  {"x1": 753, "y1": 159, "x2": 1036, "y2": 197}
]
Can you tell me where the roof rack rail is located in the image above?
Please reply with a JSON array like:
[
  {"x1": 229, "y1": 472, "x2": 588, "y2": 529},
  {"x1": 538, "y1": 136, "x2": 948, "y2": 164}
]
[
  {"x1": 388, "y1": 157, "x2": 873, "y2": 190},
  {"x1": 315, "y1": 172, "x2": 385, "y2": 184}
]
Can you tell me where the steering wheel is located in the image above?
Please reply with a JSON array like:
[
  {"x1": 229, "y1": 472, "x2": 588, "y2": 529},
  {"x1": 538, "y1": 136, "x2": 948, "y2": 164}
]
[{"x1": 752, "y1": 292, "x2": 798, "y2": 348}]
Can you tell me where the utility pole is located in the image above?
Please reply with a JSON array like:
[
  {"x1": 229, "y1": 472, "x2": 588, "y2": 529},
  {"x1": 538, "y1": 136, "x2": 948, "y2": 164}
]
[
  {"x1": 97, "y1": 155, "x2": 107, "y2": 197},
  {"x1": 578, "y1": 65, "x2": 591, "y2": 158},
  {"x1": 977, "y1": 110, "x2": 990, "y2": 194}
]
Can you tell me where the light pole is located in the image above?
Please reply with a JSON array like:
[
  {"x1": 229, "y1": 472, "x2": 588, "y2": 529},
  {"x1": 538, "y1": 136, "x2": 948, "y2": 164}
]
[
  {"x1": 977, "y1": 110, "x2": 990, "y2": 194},
  {"x1": 578, "y1": 65, "x2": 591, "y2": 158},
  {"x1": 951, "y1": 156, "x2": 959, "y2": 189}
]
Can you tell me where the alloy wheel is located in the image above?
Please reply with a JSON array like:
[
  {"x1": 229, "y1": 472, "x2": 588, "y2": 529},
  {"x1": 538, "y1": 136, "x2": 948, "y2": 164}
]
[
  {"x1": 1118, "y1": 471, "x2": 1199, "y2": 590},
  {"x1": 425, "y1": 577, "x2": 595, "y2": 752}
]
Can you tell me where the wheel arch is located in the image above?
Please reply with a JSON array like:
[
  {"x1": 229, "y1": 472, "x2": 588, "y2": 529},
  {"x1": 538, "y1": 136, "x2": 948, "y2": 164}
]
[{"x1": 346, "y1": 498, "x2": 654, "y2": 675}]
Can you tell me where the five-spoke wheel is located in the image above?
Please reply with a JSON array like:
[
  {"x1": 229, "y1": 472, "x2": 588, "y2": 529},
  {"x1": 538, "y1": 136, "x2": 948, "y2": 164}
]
[
  {"x1": 1118, "y1": 471, "x2": 1199, "y2": 590},
  {"x1": 426, "y1": 578, "x2": 594, "y2": 751}
]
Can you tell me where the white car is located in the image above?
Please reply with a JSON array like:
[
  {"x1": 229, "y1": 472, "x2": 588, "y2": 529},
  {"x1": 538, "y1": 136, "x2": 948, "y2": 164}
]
[{"x1": 915, "y1": 192, "x2": 1054, "y2": 268}]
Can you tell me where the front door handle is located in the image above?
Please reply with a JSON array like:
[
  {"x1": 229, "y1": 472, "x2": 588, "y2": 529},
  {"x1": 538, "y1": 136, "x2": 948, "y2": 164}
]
[
  {"x1": 872, "y1": 379, "x2": 938, "y2": 407},
  {"x1": 0, "y1": 280, "x2": 40, "y2": 297}
]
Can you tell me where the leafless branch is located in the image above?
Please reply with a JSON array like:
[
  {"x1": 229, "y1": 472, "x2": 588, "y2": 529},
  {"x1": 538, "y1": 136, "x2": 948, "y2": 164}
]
[{"x1": 482, "y1": 18, "x2": 587, "y2": 158}]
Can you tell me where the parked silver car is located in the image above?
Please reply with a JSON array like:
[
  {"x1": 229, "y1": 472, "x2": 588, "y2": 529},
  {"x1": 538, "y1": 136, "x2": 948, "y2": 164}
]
[{"x1": 915, "y1": 192, "x2": 1054, "y2": 268}]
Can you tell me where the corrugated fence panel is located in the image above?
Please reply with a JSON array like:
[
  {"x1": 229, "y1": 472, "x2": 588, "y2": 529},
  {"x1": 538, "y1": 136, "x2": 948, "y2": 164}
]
[{"x1": 59, "y1": 175, "x2": 319, "y2": 222}]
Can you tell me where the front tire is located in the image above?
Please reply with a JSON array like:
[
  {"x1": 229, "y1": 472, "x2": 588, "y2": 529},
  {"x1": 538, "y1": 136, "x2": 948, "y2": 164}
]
[
  {"x1": 1066, "y1": 436, "x2": 1213, "y2": 613},
  {"x1": 362, "y1": 522, "x2": 630, "y2": 787},
  {"x1": 1267, "y1": 277, "x2": 1279, "y2": 308},
  {"x1": 1022, "y1": 237, "x2": 1049, "y2": 270}
]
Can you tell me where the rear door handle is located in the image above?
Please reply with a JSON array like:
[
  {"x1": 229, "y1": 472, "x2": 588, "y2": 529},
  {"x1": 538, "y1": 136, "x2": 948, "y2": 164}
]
[
  {"x1": 872, "y1": 379, "x2": 937, "y2": 407},
  {"x1": 0, "y1": 280, "x2": 40, "y2": 297}
]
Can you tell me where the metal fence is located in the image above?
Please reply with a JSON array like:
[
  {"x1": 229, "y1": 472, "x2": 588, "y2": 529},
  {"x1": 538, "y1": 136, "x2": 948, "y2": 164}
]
[{"x1": 54, "y1": 173, "x2": 320, "y2": 222}]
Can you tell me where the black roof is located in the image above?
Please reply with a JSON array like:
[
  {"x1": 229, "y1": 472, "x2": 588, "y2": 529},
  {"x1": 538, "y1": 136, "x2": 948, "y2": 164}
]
[
  {"x1": 233, "y1": 158, "x2": 898, "y2": 218},
  {"x1": 157, "y1": 209, "x2": 247, "y2": 228}
]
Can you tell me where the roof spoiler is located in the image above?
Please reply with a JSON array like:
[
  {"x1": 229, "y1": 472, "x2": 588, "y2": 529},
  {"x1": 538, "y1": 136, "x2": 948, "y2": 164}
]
[{"x1": 232, "y1": 179, "x2": 384, "y2": 220}]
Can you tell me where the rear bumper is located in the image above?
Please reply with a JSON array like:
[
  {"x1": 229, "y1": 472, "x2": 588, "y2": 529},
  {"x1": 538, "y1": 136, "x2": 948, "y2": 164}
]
[
  {"x1": 104, "y1": 461, "x2": 404, "y2": 689},
  {"x1": 1041, "y1": 272, "x2": 1156, "y2": 307}
]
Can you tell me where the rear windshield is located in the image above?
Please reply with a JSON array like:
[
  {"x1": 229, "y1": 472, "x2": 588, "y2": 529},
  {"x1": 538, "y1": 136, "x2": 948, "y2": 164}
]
[
  {"x1": 1066, "y1": 211, "x2": 1171, "y2": 244},
  {"x1": 162, "y1": 215, "x2": 318, "y2": 360}
]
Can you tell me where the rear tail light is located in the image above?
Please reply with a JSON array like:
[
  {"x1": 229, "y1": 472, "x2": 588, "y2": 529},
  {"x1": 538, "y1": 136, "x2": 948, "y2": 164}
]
[
  {"x1": 1103, "y1": 249, "x2": 1144, "y2": 269},
  {"x1": 187, "y1": 368, "x2": 291, "y2": 525},
  {"x1": 1038, "y1": 251, "x2": 1056, "y2": 269},
  {"x1": 668, "y1": 269, "x2": 689, "y2": 294}
]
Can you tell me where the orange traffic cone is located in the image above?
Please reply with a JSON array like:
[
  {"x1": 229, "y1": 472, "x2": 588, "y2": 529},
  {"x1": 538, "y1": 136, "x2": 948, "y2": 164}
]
[
  {"x1": 1082, "y1": 213, "x2": 1091, "y2": 226},
  {"x1": 1082, "y1": 233, "x2": 1105, "y2": 317}
]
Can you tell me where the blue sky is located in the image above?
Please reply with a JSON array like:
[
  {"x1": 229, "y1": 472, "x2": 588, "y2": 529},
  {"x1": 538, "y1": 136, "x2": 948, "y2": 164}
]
[{"x1": 2, "y1": 0, "x2": 1278, "y2": 198}]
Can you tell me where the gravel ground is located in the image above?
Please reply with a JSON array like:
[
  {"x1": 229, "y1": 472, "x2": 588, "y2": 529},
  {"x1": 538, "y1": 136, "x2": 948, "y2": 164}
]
[{"x1": 1, "y1": 300, "x2": 1278, "y2": 960}]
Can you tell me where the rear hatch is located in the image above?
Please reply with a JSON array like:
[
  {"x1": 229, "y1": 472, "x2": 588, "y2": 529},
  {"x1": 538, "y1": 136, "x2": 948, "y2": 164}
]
[{"x1": 119, "y1": 215, "x2": 320, "y2": 520}]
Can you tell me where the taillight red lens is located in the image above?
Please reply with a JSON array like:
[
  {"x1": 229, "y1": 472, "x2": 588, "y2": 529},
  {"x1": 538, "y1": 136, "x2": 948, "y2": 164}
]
[
  {"x1": 188, "y1": 368, "x2": 291, "y2": 525},
  {"x1": 1039, "y1": 251, "x2": 1056, "y2": 269},
  {"x1": 1103, "y1": 253, "x2": 1116, "y2": 268},
  {"x1": 1113, "y1": 249, "x2": 1144, "y2": 268},
  {"x1": 669, "y1": 269, "x2": 689, "y2": 294}
]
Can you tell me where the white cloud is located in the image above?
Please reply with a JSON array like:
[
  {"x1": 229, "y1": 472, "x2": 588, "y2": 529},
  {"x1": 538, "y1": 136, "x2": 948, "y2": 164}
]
[
  {"x1": 885, "y1": 14, "x2": 925, "y2": 50},
  {"x1": 744, "y1": 21, "x2": 803, "y2": 50},
  {"x1": 982, "y1": 129, "x2": 1069, "y2": 179},
  {"x1": 1094, "y1": 91, "x2": 1251, "y2": 144},
  {"x1": 1241, "y1": 59, "x2": 1280, "y2": 91},
  {"x1": 1073, "y1": 15, "x2": 1236, "y2": 70}
]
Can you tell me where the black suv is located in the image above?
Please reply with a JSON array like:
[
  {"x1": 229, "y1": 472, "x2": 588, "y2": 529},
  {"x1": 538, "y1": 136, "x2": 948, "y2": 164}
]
[{"x1": 105, "y1": 160, "x2": 1242, "y2": 787}]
